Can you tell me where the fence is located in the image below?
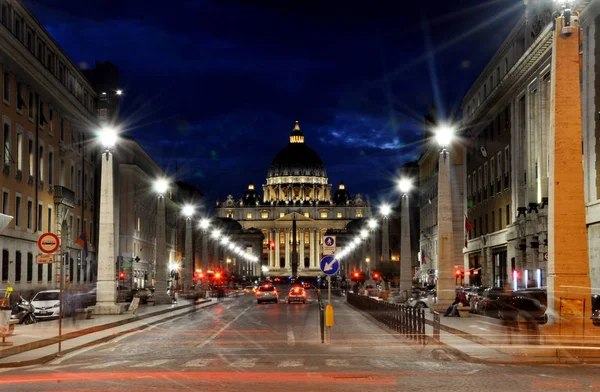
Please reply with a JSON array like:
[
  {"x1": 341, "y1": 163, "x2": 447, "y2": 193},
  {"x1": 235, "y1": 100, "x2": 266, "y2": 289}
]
[{"x1": 347, "y1": 292, "x2": 426, "y2": 344}]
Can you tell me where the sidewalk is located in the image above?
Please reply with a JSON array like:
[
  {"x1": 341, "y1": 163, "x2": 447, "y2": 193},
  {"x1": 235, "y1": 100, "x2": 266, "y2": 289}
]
[{"x1": 0, "y1": 297, "x2": 218, "y2": 367}]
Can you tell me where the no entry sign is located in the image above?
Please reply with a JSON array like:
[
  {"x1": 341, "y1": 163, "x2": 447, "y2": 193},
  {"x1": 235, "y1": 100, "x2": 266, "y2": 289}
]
[{"x1": 38, "y1": 233, "x2": 60, "y2": 254}]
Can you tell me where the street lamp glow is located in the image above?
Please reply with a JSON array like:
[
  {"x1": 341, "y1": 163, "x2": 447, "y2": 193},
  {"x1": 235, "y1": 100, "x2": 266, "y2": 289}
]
[
  {"x1": 200, "y1": 218, "x2": 210, "y2": 230},
  {"x1": 360, "y1": 229, "x2": 369, "y2": 239},
  {"x1": 116, "y1": 89, "x2": 123, "y2": 96},
  {"x1": 380, "y1": 204, "x2": 392, "y2": 217},
  {"x1": 220, "y1": 237, "x2": 230, "y2": 245},
  {"x1": 435, "y1": 125, "x2": 454, "y2": 148},
  {"x1": 398, "y1": 178, "x2": 412, "y2": 195},
  {"x1": 182, "y1": 204, "x2": 195, "y2": 218},
  {"x1": 99, "y1": 127, "x2": 118, "y2": 150},
  {"x1": 368, "y1": 219, "x2": 378, "y2": 230},
  {"x1": 353, "y1": 237, "x2": 362, "y2": 246},
  {"x1": 262, "y1": 265, "x2": 269, "y2": 272},
  {"x1": 211, "y1": 229, "x2": 221, "y2": 239},
  {"x1": 153, "y1": 178, "x2": 169, "y2": 195}
]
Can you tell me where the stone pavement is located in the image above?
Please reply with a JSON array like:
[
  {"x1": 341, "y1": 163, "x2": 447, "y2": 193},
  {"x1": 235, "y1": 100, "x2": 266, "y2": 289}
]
[{"x1": 0, "y1": 296, "x2": 218, "y2": 367}]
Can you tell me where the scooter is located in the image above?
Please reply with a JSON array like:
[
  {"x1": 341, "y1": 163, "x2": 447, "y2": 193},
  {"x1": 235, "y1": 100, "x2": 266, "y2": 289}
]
[{"x1": 11, "y1": 296, "x2": 36, "y2": 325}]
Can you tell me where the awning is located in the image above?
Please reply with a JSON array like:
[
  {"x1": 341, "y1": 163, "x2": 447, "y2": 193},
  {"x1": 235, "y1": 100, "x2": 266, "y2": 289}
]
[{"x1": 0, "y1": 214, "x2": 13, "y2": 233}]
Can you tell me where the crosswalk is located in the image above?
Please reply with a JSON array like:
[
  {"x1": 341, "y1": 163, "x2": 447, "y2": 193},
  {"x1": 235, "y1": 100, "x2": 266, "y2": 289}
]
[{"x1": 27, "y1": 356, "x2": 460, "y2": 372}]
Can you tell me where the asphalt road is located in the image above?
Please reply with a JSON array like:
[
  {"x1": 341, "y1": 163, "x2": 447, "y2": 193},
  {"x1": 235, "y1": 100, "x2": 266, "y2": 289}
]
[{"x1": 2, "y1": 286, "x2": 600, "y2": 391}]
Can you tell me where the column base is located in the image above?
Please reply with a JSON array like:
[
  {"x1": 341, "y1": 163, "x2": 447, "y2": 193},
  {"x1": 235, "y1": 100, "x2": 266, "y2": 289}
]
[
  {"x1": 152, "y1": 293, "x2": 175, "y2": 305},
  {"x1": 92, "y1": 303, "x2": 125, "y2": 315}
]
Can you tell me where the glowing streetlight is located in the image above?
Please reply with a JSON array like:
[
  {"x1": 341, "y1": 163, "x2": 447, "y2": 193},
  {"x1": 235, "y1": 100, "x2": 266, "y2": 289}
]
[
  {"x1": 360, "y1": 229, "x2": 369, "y2": 239},
  {"x1": 380, "y1": 204, "x2": 392, "y2": 217},
  {"x1": 182, "y1": 204, "x2": 195, "y2": 218},
  {"x1": 220, "y1": 237, "x2": 230, "y2": 245},
  {"x1": 153, "y1": 178, "x2": 169, "y2": 196},
  {"x1": 116, "y1": 89, "x2": 123, "y2": 96},
  {"x1": 368, "y1": 219, "x2": 378, "y2": 230},
  {"x1": 398, "y1": 178, "x2": 413, "y2": 195},
  {"x1": 211, "y1": 229, "x2": 221, "y2": 239},
  {"x1": 99, "y1": 127, "x2": 118, "y2": 151},
  {"x1": 435, "y1": 125, "x2": 454, "y2": 149},
  {"x1": 199, "y1": 218, "x2": 210, "y2": 231}
]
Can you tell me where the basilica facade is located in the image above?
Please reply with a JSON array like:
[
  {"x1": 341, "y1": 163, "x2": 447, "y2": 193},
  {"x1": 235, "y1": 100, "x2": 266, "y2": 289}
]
[{"x1": 215, "y1": 121, "x2": 371, "y2": 277}]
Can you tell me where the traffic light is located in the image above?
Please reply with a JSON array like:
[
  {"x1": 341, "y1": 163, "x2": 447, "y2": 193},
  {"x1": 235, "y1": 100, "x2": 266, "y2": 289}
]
[
  {"x1": 455, "y1": 269, "x2": 461, "y2": 277},
  {"x1": 373, "y1": 272, "x2": 380, "y2": 280},
  {"x1": 215, "y1": 272, "x2": 221, "y2": 279},
  {"x1": 119, "y1": 271, "x2": 125, "y2": 280}
]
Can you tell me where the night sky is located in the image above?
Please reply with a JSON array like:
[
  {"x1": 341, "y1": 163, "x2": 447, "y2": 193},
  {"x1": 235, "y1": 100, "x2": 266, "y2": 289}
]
[{"x1": 25, "y1": 0, "x2": 523, "y2": 207}]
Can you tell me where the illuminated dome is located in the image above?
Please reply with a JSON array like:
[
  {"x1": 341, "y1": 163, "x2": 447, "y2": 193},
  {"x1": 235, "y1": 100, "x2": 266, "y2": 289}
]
[{"x1": 266, "y1": 121, "x2": 327, "y2": 180}]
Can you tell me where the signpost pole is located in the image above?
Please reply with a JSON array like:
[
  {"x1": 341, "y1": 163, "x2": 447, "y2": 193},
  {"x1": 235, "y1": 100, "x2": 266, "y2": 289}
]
[{"x1": 58, "y1": 247, "x2": 64, "y2": 355}]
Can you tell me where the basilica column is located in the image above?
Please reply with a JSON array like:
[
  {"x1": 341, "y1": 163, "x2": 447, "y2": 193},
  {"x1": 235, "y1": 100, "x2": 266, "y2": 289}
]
[
  {"x1": 275, "y1": 229, "x2": 281, "y2": 269},
  {"x1": 299, "y1": 229, "x2": 305, "y2": 270},
  {"x1": 285, "y1": 230, "x2": 291, "y2": 269},
  {"x1": 313, "y1": 230, "x2": 321, "y2": 268},
  {"x1": 268, "y1": 230, "x2": 274, "y2": 268},
  {"x1": 309, "y1": 230, "x2": 315, "y2": 269}
]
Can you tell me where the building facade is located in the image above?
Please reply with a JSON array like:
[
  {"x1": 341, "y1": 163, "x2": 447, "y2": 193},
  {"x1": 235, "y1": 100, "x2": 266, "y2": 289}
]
[
  {"x1": 215, "y1": 121, "x2": 372, "y2": 278},
  {"x1": 462, "y1": 0, "x2": 598, "y2": 290},
  {"x1": 1, "y1": 0, "x2": 99, "y2": 292}
]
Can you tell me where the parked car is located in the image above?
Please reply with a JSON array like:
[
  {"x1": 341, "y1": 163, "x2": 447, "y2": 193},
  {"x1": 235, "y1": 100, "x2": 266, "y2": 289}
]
[
  {"x1": 31, "y1": 290, "x2": 61, "y2": 319},
  {"x1": 467, "y1": 286, "x2": 489, "y2": 313},
  {"x1": 476, "y1": 287, "x2": 512, "y2": 318},
  {"x1": 499, "y1": 293, "x2": 548, "y2": 324}
]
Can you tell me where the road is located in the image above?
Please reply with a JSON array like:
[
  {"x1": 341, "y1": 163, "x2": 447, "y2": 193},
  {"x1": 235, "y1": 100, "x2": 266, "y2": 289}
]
[{"x1": 1, "y1": 286, "x2": 600, "y2": 391}]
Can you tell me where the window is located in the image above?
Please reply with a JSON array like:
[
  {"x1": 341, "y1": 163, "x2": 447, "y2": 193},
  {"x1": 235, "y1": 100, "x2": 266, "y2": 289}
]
[
  {"x1": 137, "y1": 217, "x2": 141, "y2": 232},
  {"x1": 0, "y1": 4, "x2": 7, "y2": 27},
  {"x1": 16, "y1": 82, "x2": 23, "y2": 111},
  {"x1": 38, "y1": 145, "x2": 44, "y2": 182},
  {"x1": 2, "y1": 190, "x2": 8, "y2": 214},
  {"x1": 483, "y1": 84, "x2": 487, "y2": 98},
  {"x1": 483, "y1": 162, "x2": 488, "y2": 199},
  {"x1": 38, "y1": 101, "x2": 44, "y2": 126},
  {"x1": 490, "y1": 158, "x2": 495, "y2": 194},
  {"x1": 16, "y1": 132, "x2": 22, "y2": 172},
  {"x1": 303, "y1": 212, "x2": 309, "y2": 218},
  {"x1": 499, "y1": 208, "x2": 502, "y2": 229},
  {"x1": 37, "y1": 203, "x2": 42, "y2": 232},
  {"x1": 246, "y1": 212, "x2": 253, "y2": 219},
  {"x1": 27, "y1": 252, "x2": 33, "y2": 282},
  {"x1": 504, "y1": 57, "x2": 509, "y2": 74},
  {"x1": 320, "y1": 211, "x2": 328, "y2": 218},
  {"x1": 15, "y1": 251, "x2": 21, "y2": 282},
  {"x1": 506, "y1": 204, "x2": 510, "y2": 226},
  {"x1": 485, "y1": 214, "x2": 488, "y2": 235},
  {"x1": 15, "y1": 195, "x2": 21, "y2": 227},
  {"x1": 336, "y1": 212, "x2": 343, "y2": 218},
  {"x1": 356, "y1": 209, "x2": 363, "y2": 218},
  {"x1": 467, "y1": 175, "x2": 471, "y2": 199},
  {"x1": 60, "y1": 118, "x2": 64, "y2": 141},
  {"x1": 2, "y1": 249, "x2": 8, "y2": 281},
  {"x1": 497, "y1": 151, "x2": 502, "y2": 192},
  {"x1": 226, "y1": 210, "x2": 233, "y2": 218},
  {"x1": 47, "y1": 263, "x2": 52, "y2": 281},
  {"x1": 48, "y1": 150, "x2": 54, "y2": 185},
  {"x1": 28, "y1": 138, "x2": 33, "y2": 177},
  {"x1": 26, "y1": 29, "x2": 32, "y2": 51},
  {"x1": 279, "y1": 212, "x2": 285, "y2": 218},
  {"x1": 28, "y1": 92, "x2": 33, "y2": 119},
  {"x1": 27, "y1": 199, "x2": 32, "y2": 229},
  {"x1": 492, "y1": 211, "x2": 495, "y2": 232},
  {"x1": 3, "y1": 72, "x2": 9, "y2": 102},
  {"x1": 49, "y1": 109, "x2": 53, "y2": 133},
  {"x1": 261, "y1": 211, "x2": 268, "y2": 219},
  {"x1": 76, "y1": 216, "x2": 80, "y2": 236},
  {"x1": 47, "y1": 206, "x2": 52, "y2": 232},
  {"x1": 504, "y1": 146, "x2": 510, "y2": 189},
  {"x1": 3, "y1": 123, "x2": 9, "y2": 167},
  {"x1": 37, "y1": 262, "x2": 42, "y2": 282},
  {"x1": 70, "y1": 165, "x2": 74, "y2": 190}
]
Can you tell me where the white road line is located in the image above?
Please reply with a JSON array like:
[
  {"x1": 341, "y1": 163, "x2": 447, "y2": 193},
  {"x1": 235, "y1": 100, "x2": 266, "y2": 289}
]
[
  {"x1": 99, "y1": 346, "x2": 118, "y2": 352},
  {"x1": 229, "y1": 358, "x2": 256, "y2": 368},
  {"x1": 325, "y1": 359, "x2": 349, "y2": 367},
  {"x1": 184, "y1": 358, "x2": 215, "y2": 367},
  {"x1": 83, "y1": 360, "x2": 130, "y2": 369},
  {"x1": 26, "y1": 363, "x2": 92, "y2": 372},
  {"x1": 130, "y1": 359, "x2": 172, "y2": 367},
  {"x1": 196, "y1": 306, "x2": 250, "y2": 349},
  {"x1": 287, "y1": 326, "x2": 295, "y2": 347},
  {"x1": 278, "y1": 359, "x2": 303, "y2": 368},
  {"x1": 369, "y1": 359, "x2": 395, "y2": 369}
]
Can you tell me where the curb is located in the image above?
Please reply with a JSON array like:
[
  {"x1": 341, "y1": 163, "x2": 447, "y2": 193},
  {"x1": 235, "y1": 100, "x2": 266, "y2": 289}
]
[{"x1": 0, "y1": 299, "x2": 215, "y2": 365}]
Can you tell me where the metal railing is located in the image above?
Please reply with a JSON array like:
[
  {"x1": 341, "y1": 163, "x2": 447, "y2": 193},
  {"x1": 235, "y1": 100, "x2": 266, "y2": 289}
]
[{"x1": 347, "y1": 293, "x2": 426, "y2": 344}]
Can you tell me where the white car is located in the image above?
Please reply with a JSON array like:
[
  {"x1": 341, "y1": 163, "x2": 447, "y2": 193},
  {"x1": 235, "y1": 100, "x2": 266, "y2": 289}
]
[{"x1": 31, "y1": 290, "x2": 60, "y2": 319}]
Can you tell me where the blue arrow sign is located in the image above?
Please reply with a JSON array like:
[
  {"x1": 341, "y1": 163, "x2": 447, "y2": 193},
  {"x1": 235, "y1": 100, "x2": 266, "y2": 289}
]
[{"x1": 320, "y1": 256, "x2": 339, "y2": 275}]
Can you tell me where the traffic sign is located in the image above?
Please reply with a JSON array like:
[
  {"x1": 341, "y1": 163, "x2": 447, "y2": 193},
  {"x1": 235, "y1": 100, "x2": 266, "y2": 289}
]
[
  {"x1": 36, "y1": 254, "x2": 54, "y2": 264},
  {"x1": 320, "y1": 256, "x2": 339, "y2": 275},
  {"x1": 38, "y1": 233, "x2": 60, "y2": 254},
  {"x1": 543, "y1": 252, "x2": 548, "y2": 262},
  {"x1": 323, "y1": 235, "x2": 336, "y2": 255}
]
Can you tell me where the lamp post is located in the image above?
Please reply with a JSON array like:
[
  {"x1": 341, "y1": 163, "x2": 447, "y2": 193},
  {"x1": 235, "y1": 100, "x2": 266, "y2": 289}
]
[
  {"x1": 398, "y1": 178, "x2": 413, "y2": 302},
  {"x1": 434, "y1": 125, "x2": 456, "y2": 309},
  {"x1": 152, "y1": 178, "x2": 173, "y2": 304},
  {"x1": 199, "y1": 218, "x2": 210, "y2": 290},
  {"x1": 379, "y1": 204, "x2": 391, "y2": 268},
  {"x1": 94, "y1": 127, "x2": 122, "y2": 314},
  {"x1": 182, "y1": 204, "x2": 195, "y2": 292}
]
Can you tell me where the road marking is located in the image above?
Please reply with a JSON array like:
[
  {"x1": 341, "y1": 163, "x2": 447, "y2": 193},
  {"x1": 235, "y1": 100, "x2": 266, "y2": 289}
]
[
  {"x1": 26, "y1": 363, "x2": 91, "y2": 372},
  {"x1": 131, "y1": 359, "x2": 171, "y2": 367},
  {"x1": 184, "y1": 358, "x2": 214, "y2": 367},
  {"x1": 370, "y1": 359, "x2": 396, "y2": 369},
  {"x1": 196, "y1": 306, "x2": 250, "y2": 349},
  {"x1": 278, "y1": 359, "x2": 303, "y2": 368},
  {"x1": 287, "y1": 326, "x2": 295, "y2": 347},
  {"x1": 229, "y1": 358, "x2": 256, "y2": 368},
  {"x1": 326, "y1": 359, "x2": 349, "y2": 367},
  {"x1": 99, "y1": 345, "x2": 118, "y2": 352},
  {"x1": 83, "y1": 360, "x2": 130, "y2": 369}
]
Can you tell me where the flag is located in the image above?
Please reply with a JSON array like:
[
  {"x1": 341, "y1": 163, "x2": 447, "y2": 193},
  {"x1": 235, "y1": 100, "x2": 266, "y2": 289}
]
[
  {"x1": 465, "y1": 216, "x2": 472, "y2": 232},
  {"x1": 76, "y1": 230, "x2": 88, "y2": 258}
]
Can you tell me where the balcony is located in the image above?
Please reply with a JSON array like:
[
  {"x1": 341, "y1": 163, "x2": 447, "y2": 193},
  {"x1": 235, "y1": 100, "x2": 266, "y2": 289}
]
[{"x1": 53, "y1": 185, "x2": 75, "y2": 207}]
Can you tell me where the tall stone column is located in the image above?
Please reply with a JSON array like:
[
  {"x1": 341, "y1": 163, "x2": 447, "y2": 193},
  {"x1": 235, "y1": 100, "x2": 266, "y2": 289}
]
[
  {"x1": 546, "y1": 13, "x2": 593, "y2": 335},
  {"x1": 399, "y1": 194, "x2": 412, "y2": 301},
  {"x1": 275, "y1": 229, "x2": 281, "y2": 269},
  {"x1": 201, "y1": 230, "x2": 209, "y2": 272},
  {"x1": 381, "y1": 217, "x2": 390, "y2": 265},
  {"x1": 309, "y1": 230, "x2": 315, "y2": 269},
  {"x1": 285, "y1": 230, "x2": 291, "y2": 269},
  {"x1": 94, "y1": 151, "x2": 121, "y2": 314},
  {"x1": 153, "y1": 195, "x2": 171, "y2": 304},
  {"x1": 435, "y1": 150, "x2": 455, "y2": 309},
  {"x1": 183, "y1": 217, "x2": 193, "y2": 291},
  {"x1": 268, "y1": 230, "x2": 274, "y2": 268},
  {"x1": 299, "y1": 230, "x2": 305, "y2": 270}
]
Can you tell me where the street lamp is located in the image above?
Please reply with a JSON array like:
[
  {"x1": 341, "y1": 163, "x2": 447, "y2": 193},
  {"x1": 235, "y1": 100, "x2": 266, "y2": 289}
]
[
  {"x1": 379, "y1": 203, "x2": 392, "y2": 267},
  {"x1": 181, "y1": 204, "x2": 195, "y2": 292},
  {"x1": 152, "y1": 178, "x2": 172, "y2": 304},
  {"x1": 435, "y1": 125, "x2": 454, "y2": 151},
  {"x1": 398, "y1": 178, "x2": 413, "y2": 302},
  {"x1": 94, "y1": 127, "x2": 122, "y2": 314}
]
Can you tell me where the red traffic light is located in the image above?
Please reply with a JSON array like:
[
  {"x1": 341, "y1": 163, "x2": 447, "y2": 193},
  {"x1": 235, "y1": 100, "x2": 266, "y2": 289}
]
[
  {"x1": 119, "y1": 272, "x2": 125, "y2": 279},
  {"x1": 215, "y1": 272, "x2": 221, "y2": 279},
  {"x1": 455, "y1": 269, "x2": 461, "y2": 276},
  {"x1": 373, "y1": 273, "x2": 380, "y2": 279},
  {"x1": 353, "y1": 272, "x2": 359, "y2": 278}
]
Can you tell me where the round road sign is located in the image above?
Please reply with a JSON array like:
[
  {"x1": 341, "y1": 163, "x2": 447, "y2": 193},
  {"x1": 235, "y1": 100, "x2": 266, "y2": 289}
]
[{"x1": 38, "y1": 232, "x2": 60, "y2": 254}]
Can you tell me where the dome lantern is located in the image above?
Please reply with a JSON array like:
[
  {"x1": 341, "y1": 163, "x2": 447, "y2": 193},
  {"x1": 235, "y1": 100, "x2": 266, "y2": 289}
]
[{"x1": 290, "y1": 120, "x2": 304, "y2": 144}]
